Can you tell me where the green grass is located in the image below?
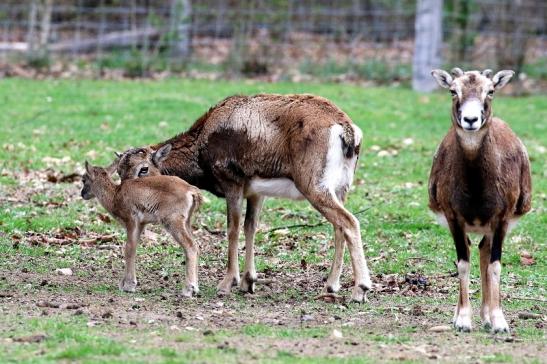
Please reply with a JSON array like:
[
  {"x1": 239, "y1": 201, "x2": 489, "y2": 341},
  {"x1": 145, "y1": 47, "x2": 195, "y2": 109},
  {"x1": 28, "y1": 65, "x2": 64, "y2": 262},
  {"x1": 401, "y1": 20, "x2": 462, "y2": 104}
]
[{"x1": 0, "y1": 78, "x2": 545, "y2": 363}]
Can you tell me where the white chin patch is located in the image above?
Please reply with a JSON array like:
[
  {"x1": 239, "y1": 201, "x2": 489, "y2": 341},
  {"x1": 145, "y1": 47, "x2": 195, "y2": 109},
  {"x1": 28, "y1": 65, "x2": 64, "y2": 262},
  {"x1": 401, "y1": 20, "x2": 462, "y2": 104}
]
[{"x1": 460, "y1": 99, "x2": 483, "y2": 131}]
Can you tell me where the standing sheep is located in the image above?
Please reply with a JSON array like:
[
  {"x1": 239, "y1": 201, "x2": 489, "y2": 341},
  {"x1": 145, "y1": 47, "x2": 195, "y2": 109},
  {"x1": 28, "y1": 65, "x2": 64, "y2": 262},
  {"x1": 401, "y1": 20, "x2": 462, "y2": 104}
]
[{"x1": 429, "y1": 68, "x2": 532, "y2": 333}]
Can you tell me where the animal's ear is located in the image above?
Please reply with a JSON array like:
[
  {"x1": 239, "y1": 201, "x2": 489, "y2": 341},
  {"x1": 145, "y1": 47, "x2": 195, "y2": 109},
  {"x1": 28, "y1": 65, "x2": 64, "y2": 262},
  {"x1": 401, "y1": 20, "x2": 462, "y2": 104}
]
[
  {"x1": 84, "y1": 161, "x2": 94, "y2": 177},
  {"x1": 481, "y1": 69, "x2": 493, "y2": 78},
  {"x1": 431, "y1": 69, "x2": 453, "y2": 89},
  {"x1": 450, "y1": 67, "x2": 464, "y2": 77},
  {"x1": 114, "y1": 151, "x2": 122, "y2": 158},
  {"x1": 153, "y1": 144, "x2": 172, "y2": 165},
  {"x1": 105, "y1": 158, "x2": 119, "y2": 175},
  {"x1": 492, "y1": 70, "x2": 514, "y2": 90}
]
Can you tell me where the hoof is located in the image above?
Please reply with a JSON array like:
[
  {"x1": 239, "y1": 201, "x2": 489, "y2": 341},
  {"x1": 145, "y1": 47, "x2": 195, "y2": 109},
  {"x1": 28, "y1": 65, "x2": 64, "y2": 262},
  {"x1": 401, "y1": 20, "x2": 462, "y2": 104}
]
[
  {"x1": 324, "y1": 281, "x2": 341, "y2": 294},
  {"x1": 491, "y1": 315, "x2": 510, "y2": 334},
  {"x1": 350, "y1": 284, "x2": 369, "y2": 303},
  {"x1": 217, "y1": 275, "x2": 240, "y2": 296},
  {"x1": 240, "y1": 272, "x2": 257, "y2": 294},
  {"x1": 481, "y1": 306, "x2": 491, "y2": 330},
  {"x1": 453, "y1": 313, "x2": 472, "y2": 333},
  {"x1": 119, "y1": 278, "x2": 137, "y2": 293},
  {"x1": 181, "y1": 284, "x2": 199, "y2": 298}
]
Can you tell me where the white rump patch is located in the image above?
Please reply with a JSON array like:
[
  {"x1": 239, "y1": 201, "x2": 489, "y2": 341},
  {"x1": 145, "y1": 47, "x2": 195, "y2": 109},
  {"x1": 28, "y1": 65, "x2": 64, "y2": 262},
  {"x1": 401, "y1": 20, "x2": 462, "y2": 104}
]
[
  {"x1": 246, "y1": 178, "x2": 304, "y2": 200},
  {"x1": 434, "y1": 213, "x2": 449, "y2": 228},
  {"x1": 507, "y1": 218, "x2": 519, "y2": 233},
  {"x1": 320, "y1": 124, "x2": 359, "y2": 199}
]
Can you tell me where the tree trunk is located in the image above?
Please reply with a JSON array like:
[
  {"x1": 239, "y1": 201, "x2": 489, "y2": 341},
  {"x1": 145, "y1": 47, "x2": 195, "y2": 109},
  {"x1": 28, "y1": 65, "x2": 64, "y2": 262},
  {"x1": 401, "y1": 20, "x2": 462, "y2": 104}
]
[
  {"x1": 170, "y1": 0, "x2": 192, "y2": 58},
  {"x1": 39, "y1": 0, "x2": 53, "y2": 49},
  {"x1": 26, "y1": 0, "x2": 38, "y2": 56},
  {"x1": 412, "y1": 0, "x2": 443, "y2": 92}
]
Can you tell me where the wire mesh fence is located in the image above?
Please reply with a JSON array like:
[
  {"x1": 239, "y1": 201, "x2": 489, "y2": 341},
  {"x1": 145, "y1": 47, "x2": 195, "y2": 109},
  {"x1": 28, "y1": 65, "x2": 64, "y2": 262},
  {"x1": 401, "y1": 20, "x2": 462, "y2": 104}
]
[{"x1": 0, "y1": 0, "x2": 545, "y2": 83}]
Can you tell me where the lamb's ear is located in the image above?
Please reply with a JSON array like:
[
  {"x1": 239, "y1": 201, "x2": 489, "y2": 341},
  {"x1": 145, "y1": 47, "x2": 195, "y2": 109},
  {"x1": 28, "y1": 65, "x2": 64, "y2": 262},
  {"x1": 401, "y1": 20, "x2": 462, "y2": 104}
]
[
  {"x1": 431, "y1": 69, "x2": 453, "y2": 89},
  {"x1": 84, "y1": 161, "x2": 94, "y2": 177},
  {"x1": 105, "y1": 158, "x2": 119, "y2": 175},
  {"x1": 114, "y1": 151, "x2": 122, "y2": 158},
  {"x1": 152, "y1": 144, "x2": 172, "y2": 165},
  {"x1": 492, "y1": 70, "x2": 514, "y2": 90}
]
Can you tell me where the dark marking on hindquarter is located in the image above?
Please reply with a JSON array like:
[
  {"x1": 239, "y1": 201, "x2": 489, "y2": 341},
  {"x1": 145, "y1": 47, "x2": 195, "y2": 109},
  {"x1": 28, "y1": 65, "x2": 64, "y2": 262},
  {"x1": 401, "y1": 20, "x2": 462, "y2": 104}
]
[{"x1": 340, "y1": 123, "x2": 356, "y2": 158}]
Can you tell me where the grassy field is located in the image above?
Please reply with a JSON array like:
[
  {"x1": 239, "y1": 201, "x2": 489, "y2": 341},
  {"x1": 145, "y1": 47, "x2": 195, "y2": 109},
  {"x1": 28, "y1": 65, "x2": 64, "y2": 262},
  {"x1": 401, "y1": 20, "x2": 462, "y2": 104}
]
[{"x1": 0, "y1": 78, "x2": 545, "y2": 363}]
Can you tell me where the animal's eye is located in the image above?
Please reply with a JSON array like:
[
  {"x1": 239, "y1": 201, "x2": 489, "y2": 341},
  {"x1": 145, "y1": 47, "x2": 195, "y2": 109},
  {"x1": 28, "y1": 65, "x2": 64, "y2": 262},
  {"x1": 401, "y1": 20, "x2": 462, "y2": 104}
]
[
  {"x1": 138, "y1": 166, "x2": 149, "y2": 177},
  {"x1": 450, "y1": 90, "x2": 457, "y2": 97},
  {"x1": 487, "y1": 90, "x2": 494, "y2": 97}
]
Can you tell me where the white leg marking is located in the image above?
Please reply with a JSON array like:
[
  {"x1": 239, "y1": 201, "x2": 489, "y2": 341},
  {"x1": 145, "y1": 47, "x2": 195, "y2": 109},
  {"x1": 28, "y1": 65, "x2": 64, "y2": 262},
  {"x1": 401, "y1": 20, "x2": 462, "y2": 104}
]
[
  {"x1": 454, "y1": 260, "x2": 472, "y2": 332},
  {"x1": 435, "y1": 213, "x2": 449, "y2": 228},
  {"x1": 488, "y1": 261, "x2": 510, "y2": 333}
]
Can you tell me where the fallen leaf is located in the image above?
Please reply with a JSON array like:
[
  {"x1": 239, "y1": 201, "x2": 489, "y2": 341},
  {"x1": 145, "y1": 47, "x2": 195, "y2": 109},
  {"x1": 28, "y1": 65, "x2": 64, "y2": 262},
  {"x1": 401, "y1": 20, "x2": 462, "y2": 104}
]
[
  {"x1": 13, "y1": 334, "x2": 47, "y2": 343},
  {"x1": 520, "y1": 251, "x2": 535, "y2": 266},
  {"x1": 428, "y1": 325, "x2": 451, "y2": 332}
]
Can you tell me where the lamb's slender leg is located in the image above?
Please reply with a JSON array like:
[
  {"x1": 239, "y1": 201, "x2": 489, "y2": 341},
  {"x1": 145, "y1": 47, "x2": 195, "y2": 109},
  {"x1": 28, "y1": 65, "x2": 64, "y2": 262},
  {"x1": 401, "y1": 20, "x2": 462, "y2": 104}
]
[
  {"x1": 489, "y1": 221, "x2": 510, "y2": 334},
  {"x1": 120, "y1": 222, "x2": 143, "y2": 292},
  {"x1": 448, "y1": 220, "x2": 472, "y2": 332},
  {"x1": 240, "y1": 195, "x2": 264, "y2": 293},
  {"x1": 479, "y1": 235, "x2": 492, "y2": 329},
  {"x1": 217, "y1": 190, "x2": 243, "y2": 295},
  {"x1": 300, "y1": 190, "x2": 371, "y2": 302},
  {"x1": 167, "y1": 218, "x2": 200, "y2": 297}
]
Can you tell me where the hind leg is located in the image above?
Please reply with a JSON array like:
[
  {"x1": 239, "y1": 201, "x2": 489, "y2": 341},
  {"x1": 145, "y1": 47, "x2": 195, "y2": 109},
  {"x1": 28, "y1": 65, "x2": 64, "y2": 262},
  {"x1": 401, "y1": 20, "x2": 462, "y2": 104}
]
[
  {"x1": 324, "y1": 190, "x2": 348, "y2": 294},
  {"x1": 166, "y1": 218, "x2": 199, "y2": 297},
  {"x1": 299, "y1": 189, "x2": 371, "y2": 302},
  {"x1": 240, "y1": 195, "x2": 264, "y2": 293}
]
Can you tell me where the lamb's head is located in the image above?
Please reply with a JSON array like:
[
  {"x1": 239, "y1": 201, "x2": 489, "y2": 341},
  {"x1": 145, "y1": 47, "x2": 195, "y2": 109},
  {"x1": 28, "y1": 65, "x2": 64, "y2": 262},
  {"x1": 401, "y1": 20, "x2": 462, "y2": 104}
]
[
  {"x1": 431, "y1": 68, "x2": 514, "y2": 132},
  {"x1": 81, "y1": 160, "x2": 117, "y2": 200},
  {"x1": 116, "y1": 144, "x2": 172, "y2": 180}
]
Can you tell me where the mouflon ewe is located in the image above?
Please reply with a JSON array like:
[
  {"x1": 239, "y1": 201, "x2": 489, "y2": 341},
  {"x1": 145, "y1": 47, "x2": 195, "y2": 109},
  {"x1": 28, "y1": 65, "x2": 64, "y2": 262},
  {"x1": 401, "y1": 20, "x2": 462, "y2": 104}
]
[
  {"x1": 116, "y1": 93, "x2": 371, "y2": 301},
  {"x1": 429, "y1": 68, "x2": 532, "y2": 333}
]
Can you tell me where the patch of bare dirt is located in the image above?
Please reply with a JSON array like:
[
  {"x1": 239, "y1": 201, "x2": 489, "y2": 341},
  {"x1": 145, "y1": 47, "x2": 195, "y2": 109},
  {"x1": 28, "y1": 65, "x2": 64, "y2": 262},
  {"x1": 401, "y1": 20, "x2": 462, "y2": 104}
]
[{"x1": 1, "y1": 168, "x2": 546, "y2": 362}]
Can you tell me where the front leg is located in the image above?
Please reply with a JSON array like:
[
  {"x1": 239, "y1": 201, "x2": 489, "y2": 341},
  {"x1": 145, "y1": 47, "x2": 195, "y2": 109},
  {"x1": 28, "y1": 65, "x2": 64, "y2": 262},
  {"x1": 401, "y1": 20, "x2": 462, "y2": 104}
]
[
  {"x1": 479, "y1": 235, "x2": 492, "y2": 329},
  {"x1": 240, "y1": 195, "x2": 264, "y2": 293},
  {"x1": 217, "y1": 191, "x2": 243, "y2": 295},
  {"x1": 488, "y1": 221, "x2": 510, "y2": 334},
  {"x1": 448, "y1": 220, "x2": 472, "y2": 332},
  {"x1": 120, "y1": 222, "x2": 143, "y2": 292}
]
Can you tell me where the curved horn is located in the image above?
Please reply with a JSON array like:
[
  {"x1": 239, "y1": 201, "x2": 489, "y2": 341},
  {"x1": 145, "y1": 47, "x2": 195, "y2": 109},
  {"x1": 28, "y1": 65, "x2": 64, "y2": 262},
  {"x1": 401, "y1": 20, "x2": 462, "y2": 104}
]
[
  {"x1": 451, "y1": 67, "x2": 464, "y2": 77},
  {"x1": 481, "y1": 69, "x2": 493, "y2": 78}
]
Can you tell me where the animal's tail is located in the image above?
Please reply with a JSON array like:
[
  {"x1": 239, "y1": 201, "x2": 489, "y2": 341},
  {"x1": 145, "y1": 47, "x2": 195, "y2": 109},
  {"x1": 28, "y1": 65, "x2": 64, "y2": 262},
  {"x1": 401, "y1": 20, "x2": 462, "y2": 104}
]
[{"x1": 340, "y1": 123, "x2": 362, "y2": 159}]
